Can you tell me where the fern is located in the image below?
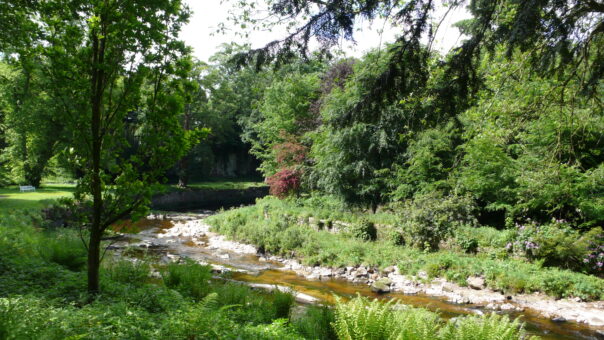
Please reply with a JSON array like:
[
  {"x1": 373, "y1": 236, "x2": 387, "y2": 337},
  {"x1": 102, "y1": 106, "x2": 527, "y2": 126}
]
[
  {"x1": 332, "y1": 296, "x2": 539, "y2": 340},
  {"x1": 332, "y1": 295, "x2": 440, "y2": 340},
  {"x1": 440, "y1": 313, "x2": 538, "y2": 340}
]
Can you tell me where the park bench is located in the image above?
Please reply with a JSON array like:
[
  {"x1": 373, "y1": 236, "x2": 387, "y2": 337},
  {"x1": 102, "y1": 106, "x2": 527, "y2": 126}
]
[{"x1": 19, "y1": 185, "x2": 36, "y2": 192}]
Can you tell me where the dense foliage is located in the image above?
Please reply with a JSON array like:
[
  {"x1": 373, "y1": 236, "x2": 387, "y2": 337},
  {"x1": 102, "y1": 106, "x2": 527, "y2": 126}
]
[
  {"x1": 0, "y1": 211, "x2": 535, "y2": 339},
  {"x1": 208, "y1": 197, "x2": 604, "y2": 299}
]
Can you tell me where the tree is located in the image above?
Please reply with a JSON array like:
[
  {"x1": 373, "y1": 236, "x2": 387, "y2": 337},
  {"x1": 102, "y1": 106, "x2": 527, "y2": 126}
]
[
  {"x1": 230, "y1": 0, "x2": 604, "y2": 117},
  {"x1": 175, "y1": 58, "x2": 210, "y2": 188},
  {"x1": 16, "y1": 0, "x2": 195, "y2": 294},
  {"x1": 0, "y1": 58, "x2": 64, "y2": 186}
]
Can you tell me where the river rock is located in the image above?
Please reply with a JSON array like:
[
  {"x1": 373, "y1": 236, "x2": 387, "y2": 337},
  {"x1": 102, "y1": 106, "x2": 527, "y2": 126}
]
[
  {"x1": 382, "y1": 266, "x2": 397, "y2": 274},
  {"x1": 306, "y1": 272, "x2": 321, "y2": 281},
  {"x1": 371, "y1": 278, "x2": 392, "y2": 294},
  {"x1": 466, "y1": 276, "x2": 485, "y2": 290},
  {"x1": 318, "y1": 267, "x2": 333, "y2": 278},
  {"x1": 355, "y1": 267, "x2": 368, "y2": 277},
  {"x1": 551, "y1": 316, "x2": 566, "y2": 323}
]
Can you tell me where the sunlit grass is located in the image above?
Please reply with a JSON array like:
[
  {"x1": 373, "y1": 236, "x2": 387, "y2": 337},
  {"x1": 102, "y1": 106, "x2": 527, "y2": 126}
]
[{"x1": 0, "y1": 184, "x2": 75, "y2": 212}]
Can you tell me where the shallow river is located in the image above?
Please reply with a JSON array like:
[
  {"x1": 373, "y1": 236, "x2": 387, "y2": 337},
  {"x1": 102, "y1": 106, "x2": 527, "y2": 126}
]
[{"x1": 111, "y1": 212, "x2": 604, "y2": 340}]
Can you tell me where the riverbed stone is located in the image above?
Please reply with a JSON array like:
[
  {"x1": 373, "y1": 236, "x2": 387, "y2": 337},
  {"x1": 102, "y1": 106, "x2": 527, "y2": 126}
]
[
  {"x1": 551, "y1": 316, "x2": 566, "y2": 323},
  {"x1": 382, "y1": 266, "x2": 397, "y2": 274},
  {"x1": 355, "y1": 267, "x2": 368, "y2": 277},
  {"x1": 370, "y1": 278, "x2": 392, "y2": 294},
  {"x1": 318, "y1": 268, "x2": 333, "y2": 278},
  {"x1": 307, "y1": 273, "x2": 321, "y2": 281},
  {"x1": 466, "y1": 276, "x2": 485, "y2": 290}
]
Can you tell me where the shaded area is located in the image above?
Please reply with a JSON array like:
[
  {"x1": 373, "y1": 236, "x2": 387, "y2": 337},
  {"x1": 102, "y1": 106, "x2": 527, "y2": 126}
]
[{"x1": 152, "y1": 186, "x2": 269, "y2": 211}]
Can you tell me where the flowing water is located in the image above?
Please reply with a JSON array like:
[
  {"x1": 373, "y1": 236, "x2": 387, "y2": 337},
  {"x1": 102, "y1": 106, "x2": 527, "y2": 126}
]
[{"x1": 111, "y1": 213, "x2": 604, "y2": 340}]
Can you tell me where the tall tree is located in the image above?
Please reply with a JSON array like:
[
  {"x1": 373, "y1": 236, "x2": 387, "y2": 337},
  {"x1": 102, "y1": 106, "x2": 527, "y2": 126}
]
[
  {"x1": 18, "y1": 0, "x2": 195, "y2": 294},
  {"x1": 0, "y1": 58, "x2": 64, "y2": 186}
]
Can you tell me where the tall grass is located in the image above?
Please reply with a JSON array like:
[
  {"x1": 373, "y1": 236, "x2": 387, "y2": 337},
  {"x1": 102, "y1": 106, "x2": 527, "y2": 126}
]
[
  {"x1": 102, "y1": 259, "x2": 151, "y2": 286},
  {"x1": 293, "y1": 305, "x2": 337, "y2": 340},
  {"x1": 37, "y1": 230, "x2": 87, "y2": 271},
  {"x1": 161, "y1": 259, "x2": 213, "y2": 300}
]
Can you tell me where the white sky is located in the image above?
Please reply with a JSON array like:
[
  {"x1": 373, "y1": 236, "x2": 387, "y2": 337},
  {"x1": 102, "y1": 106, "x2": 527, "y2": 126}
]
[{"x1": 180, "y1": 1, "x2": 473, "y2": 63}]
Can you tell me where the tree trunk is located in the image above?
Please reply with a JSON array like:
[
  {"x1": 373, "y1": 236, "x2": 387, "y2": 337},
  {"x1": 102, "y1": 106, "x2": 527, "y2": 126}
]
[
  {"x1": 177, "y1": 156, "x2": 189, "y2": 188},
  {"x1": 177, "y1": 104, "x2": 191, "y2": 188},
  {"x1": 88, "y1": 28, "x2": 106, "y2": 296},
  {"x1": 87, "y1": 227, "x2": 101, "y2": 294}
]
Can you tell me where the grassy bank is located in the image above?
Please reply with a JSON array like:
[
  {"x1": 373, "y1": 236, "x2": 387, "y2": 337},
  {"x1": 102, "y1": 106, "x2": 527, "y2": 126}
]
[
  {"x1": 207, "y1": 197, "x2": 604, "y2": 301},
  {"x1": 168, "y1": 179, "x2": 267, "y2": 191},
  {"x1": 0, "y1": 194, "x2": 537, "y2": 339}
]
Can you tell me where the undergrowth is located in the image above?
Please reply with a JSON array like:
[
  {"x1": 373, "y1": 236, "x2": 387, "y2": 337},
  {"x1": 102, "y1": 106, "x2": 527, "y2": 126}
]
[
  {"x1": 207, "y1": 196, "x2": 604, "y2": 300},
  {"x1": 0, "y1": 208, "x2": 544, "y2": 339}
]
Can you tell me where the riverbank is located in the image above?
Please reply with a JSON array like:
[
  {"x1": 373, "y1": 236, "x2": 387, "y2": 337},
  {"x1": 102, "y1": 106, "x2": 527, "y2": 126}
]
[
  {"x1": 205, "y1": 198, "x2": 604, "y2": 329},
  {"x1": 0, "y1": 210, "x2": 539, "y2": 340}
]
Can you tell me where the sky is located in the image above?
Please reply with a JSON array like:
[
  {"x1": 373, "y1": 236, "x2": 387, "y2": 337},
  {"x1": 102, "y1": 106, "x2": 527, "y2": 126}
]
[{"x1": 180, "y1": 1, "x2": 473, "y2": 63}]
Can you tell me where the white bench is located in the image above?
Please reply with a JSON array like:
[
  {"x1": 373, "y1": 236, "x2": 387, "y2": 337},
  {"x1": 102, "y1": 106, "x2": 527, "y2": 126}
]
[{"x1": 19, "y1": 185, "x2": 36, "y2": 192}]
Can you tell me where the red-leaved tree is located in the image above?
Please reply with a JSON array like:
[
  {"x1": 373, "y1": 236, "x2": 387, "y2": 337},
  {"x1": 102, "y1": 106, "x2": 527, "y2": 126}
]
[{"x1": 266, "y1": 168, "x2": 301, "y2": 198}]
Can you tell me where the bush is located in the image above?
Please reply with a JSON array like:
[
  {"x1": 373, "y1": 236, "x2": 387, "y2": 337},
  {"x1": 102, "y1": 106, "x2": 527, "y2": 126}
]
[
  {"x1": 582, "y1": 227, "x2": 604, "y2": 276},
  {"x1": 161, "y1": 259, "x2": 212, "y2": 300},
  {"x1": 267, "y1": 168, "x2": 302, "y2": 198},
  {"x1": 507, "y1": 220, "x2": 591, "y2": 271},
  {"x1": 386, "y1": 228, "x2": 405, "y2": 246},
  {"x1": 213, "y1": 282, "x2": 253, "y2": 307},
  {"x1": 454, "y1": 228, "x2": 479, "y2": 254},
  {"x1": 40, "y1": 197, "x2": 89, "y2": 229},
  {"x1": 347, "y1": 219, "x2": 377, "y2": 241},
  {"x1": 398, "y1": 192, "x2": 477, "y2": 251}
]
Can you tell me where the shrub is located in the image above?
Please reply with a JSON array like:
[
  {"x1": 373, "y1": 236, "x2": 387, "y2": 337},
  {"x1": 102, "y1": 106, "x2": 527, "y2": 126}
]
[
  {"x1": 161, "y1": 259, "x2": 212, "y2": 300},
  {"x1": 386, "y1": 228, "x2": 405, "y2": 246},
  {"x1": 267, "y1": 168, "x2": 302, "y2": 198},
  {"x1": 125, "y1": 284, "x2": 185, "y2": 313},
  {"x1": 454, "y1": 229, "x2": 479, "y2": 254},
  {"x1": 507, "y1": 219, "x2": 590, "y2": 271},
  {"x1": 398, "y1": 192, "x2": 477, "y2": 251},
  {"x1": 582, "y1": 227, "x2": 604, "y2": 275},
  {"x1": 213, "y1": 282, "x2": 253, "y2": 307},
  {"x1": 40, "y1": 197, "x2": 90, "y2": 229},
  {"x1": 347, "y1": 219, "x2": 377, "y2": 241}
]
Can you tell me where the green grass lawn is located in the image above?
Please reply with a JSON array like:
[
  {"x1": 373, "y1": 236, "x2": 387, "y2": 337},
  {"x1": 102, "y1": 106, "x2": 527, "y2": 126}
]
[
  {"x1": 0, "y1": 184, "x2": 75, "y2": 212},
  {"x1": 173, "y1": 179, "x2": 266, "y2": 191}
]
